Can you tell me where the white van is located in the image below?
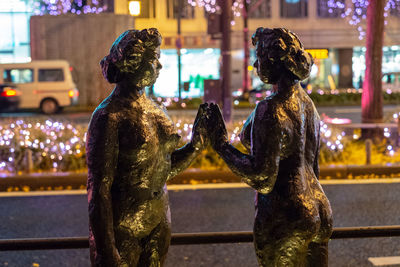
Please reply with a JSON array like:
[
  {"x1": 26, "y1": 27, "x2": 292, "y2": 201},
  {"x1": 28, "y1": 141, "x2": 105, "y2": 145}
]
[{"x1": 0, "y1": 60, "x2": 79, "y2": 114}]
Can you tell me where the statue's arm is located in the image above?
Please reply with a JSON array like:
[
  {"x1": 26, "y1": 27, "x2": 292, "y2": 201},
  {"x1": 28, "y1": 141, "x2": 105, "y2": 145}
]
[
  {"x1": 212, "y1": 102, "x2": 281, "y2": 194},
  {"x1": 169, "y1": 104, "x2": 208, "y2": 179},
  {"x1": 239, "y1": 110, "x2": 255, "y2": 151},
  {"x1": 169, "y1": 142, "x2": 199, "y2": 179},
  {"x1": 86, "y1": 112, "x2": 120, "y2": 265}
]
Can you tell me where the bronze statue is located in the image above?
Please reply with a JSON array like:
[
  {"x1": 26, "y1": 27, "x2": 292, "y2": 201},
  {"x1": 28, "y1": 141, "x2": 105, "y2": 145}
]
[
  {"x1": 207, "y1": 28, "x2": 333, "y2": 266},
  {"x1": 86, "y1": 28, "x2": 207, "y2": 266}
]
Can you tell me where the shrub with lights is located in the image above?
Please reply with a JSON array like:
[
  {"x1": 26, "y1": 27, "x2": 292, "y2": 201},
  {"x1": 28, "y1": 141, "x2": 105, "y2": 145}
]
[
  {"x1": 0, "y1": 119, "x2": 86, "y2": 173},
  {"x1": 319, "y1": 118, "x2": 400, "y2": 166},
  {"x1": 1, "y1": 113, "x2": 400, "y2": 174}
]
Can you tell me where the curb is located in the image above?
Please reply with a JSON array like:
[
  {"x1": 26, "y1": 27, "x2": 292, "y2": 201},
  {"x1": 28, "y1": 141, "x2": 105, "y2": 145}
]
[
  {"x1": 1, "y1": 165, "x2": 400, "y2": 191},
  {"x1": 319, "y1": 164, "x2": 400, "y2": 179}
]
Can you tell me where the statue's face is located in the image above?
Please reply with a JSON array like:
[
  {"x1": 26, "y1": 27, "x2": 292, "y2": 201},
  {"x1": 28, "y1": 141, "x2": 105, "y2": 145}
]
[
  {"x1": 253, "y1": 58, "x2": 265, "y2": 83},
  {"x1": 132, "y1": 46, "x2": 162, "y2": 88},
  {"x1": 147, "y1": 46, "x2": 162, "y2": 86},
  {"x1": 254, "y1": 54, "x2": 280, "y2": 85}
]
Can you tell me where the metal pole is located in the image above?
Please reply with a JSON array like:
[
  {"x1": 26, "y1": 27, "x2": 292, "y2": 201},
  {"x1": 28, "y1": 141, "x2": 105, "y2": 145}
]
[
  {"x1": 365, "y1": 139, "x2": 372, "y2": 165},
  {"x1": 2, "y1": 226, "x2": 400, "y2": 250},
  {"x1": 220, "y1": 0, "x2": 232, "y2": 122},
  {"x1": 25, "y1": 149, "x2": 33, "y2": 173},
  {"x1": 242, "y1": 0, "x2": 250, "y2": 100},
  {"x1": 177, "y1": 0, "x2": 182, "y2": 101}
]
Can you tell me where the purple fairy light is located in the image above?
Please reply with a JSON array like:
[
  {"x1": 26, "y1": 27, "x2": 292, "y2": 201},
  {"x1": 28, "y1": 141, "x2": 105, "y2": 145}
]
[
  {"x1": 328, "y1": 0, "x2": 400, "y2": 39},
  {"x1": 188, "y1": 0, "x2": 247, "y2": 24},
  {"x1": 33, "y1": 0, "x2": 107, "y2": 16}
]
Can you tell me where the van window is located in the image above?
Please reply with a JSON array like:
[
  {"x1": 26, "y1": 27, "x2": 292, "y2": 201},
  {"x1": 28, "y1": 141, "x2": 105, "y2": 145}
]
[
  {"x1": 38, "y1": 69, "x2": 64, "y2": 82},
  {"x1": 3, "y1": 69, "x2": 33, "y2": 83}
]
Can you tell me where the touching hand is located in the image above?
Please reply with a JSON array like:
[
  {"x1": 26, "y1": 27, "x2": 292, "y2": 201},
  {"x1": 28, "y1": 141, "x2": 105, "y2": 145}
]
[
  {"x1": 206, "y1": 103, "x2": 228, "y2": 150},
  {"x1": 191, "y1": 103, "x2": 209, "y2": 151}
]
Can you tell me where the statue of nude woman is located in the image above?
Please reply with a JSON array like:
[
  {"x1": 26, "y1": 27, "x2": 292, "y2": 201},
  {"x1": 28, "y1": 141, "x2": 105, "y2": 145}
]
[
  {"x1": 86, "y1": 28, "x2": 207, "y2": 266},
  {"x1": 206, "y1": 28, "x2": 333, "y2": 267}
]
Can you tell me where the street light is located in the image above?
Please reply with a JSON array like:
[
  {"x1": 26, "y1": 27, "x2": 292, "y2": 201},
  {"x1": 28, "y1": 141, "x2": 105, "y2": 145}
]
[{"x1": 128, "y1": 1, "x2": 141, "y2": 16}]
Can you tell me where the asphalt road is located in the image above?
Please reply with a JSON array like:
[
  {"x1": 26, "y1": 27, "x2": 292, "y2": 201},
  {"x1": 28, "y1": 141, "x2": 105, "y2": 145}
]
[
  {"x1": 1, "y1": 182, "x2": 400, "y2": 267},
  {"x1": 1, "y1": 105, "x2": 400, "y2": 124}
]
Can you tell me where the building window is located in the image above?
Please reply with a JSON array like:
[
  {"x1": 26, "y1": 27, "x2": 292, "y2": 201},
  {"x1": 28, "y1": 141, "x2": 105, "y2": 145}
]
[
  {"x1": 249, "y1": 0, "x2": 271, "y2": 18},
  {"x1": 135, "y1": 0, "x2": 156, "y2": 18},
  {"x1": 317, "y1": 0, "x2": 345, "y2": 18},
  {"x1": 155, "y1": 49, "x2": 220, "y2": 97},
  {"x1": 167, "y1": 0, "x2": 195, "y2": 19},
  {"x1": 0, "y1": 0, "x2": 32, "y2": 63},
  {"x1": 280, "y1": 0, "x2": 308, "y2": 18}
]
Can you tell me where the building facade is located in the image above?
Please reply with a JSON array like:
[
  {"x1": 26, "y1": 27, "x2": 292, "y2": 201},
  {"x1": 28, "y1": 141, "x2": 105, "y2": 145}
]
[
  {"x1": 1, "y1": 0, "x2": 400, "y2": 99},
  {"x1": 0, "y1": 0, "x2": 32, "y2": 63},
  {"x1": 114, "y1": 0, "x2": 400, "y2": 97}
]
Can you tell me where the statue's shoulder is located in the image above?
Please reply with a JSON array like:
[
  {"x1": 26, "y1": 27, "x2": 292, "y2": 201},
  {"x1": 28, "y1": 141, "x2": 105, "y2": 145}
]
[
  {"x1": 255, "y1": 98, "x2": 277, "y2": 116},
  {"x1": 89, "y1": 100, "x2": 121, "y2": 130},
  {"x1": 250, "y1": 99, "x2": 279, "y2": 130},
  {"x1": 146, "y1": 97, "x2": 167, "y2": 114},
  {"x1": 298, "y1": 89, "x2": 319, "y2": 119},
  {"x1": 98, "y1": 94, "x2": 123, "y2": 112}
]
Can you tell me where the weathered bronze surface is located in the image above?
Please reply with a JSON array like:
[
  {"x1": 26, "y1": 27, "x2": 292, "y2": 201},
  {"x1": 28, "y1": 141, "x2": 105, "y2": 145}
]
[
  {"x1": 207, "y1": 28, "x2": 333, "y2": 266},
  {"x1": 86, "y1": 28, "x2": 207, "y2": 266}
]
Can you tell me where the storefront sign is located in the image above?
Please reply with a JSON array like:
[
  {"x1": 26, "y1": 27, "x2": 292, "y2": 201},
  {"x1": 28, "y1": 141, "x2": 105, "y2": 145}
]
[{"x1": 306, "y1": 49, "x2": 329, "y2": 59}]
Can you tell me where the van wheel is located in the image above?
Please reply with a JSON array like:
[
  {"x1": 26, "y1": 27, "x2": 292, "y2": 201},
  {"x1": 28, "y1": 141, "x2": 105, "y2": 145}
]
[{"x1": 40, "y1": 98, "x2": 59, "y2": 114}]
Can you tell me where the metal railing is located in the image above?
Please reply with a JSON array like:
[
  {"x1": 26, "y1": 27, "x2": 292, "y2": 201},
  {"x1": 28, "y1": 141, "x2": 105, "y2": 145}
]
[{"x1": 1, "y1": 225, "x2": 400, "y2": 251}]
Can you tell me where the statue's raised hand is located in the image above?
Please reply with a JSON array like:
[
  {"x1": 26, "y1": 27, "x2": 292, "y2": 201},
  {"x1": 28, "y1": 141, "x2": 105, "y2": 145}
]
[
  {"x1": 207, "y1": 103, "x2": 228, "y2": 150},
  {"x1": 191, "y1": 103, "x2": 209, "y2": 151}
]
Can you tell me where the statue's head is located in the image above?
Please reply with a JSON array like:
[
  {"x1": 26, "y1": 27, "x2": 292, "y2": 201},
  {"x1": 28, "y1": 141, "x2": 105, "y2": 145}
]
[
  {"x1": 251, "y1": 28, "x2": 313, "y2": 84},
  {"x1": 100, "y1": 28, "x2": 162, "y2": 87}
]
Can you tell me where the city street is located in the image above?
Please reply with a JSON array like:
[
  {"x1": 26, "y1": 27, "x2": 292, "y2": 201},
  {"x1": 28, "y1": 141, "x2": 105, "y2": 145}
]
[
  {"x1": 1, "y1": 181, "x2": 400, "y2": 266},
  {"x1": 1, "y1": 105, "x2": 399, "y2": 125}
]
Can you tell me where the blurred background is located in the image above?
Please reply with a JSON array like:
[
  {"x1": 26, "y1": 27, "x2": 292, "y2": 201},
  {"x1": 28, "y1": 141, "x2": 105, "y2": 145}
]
[
  {"x1": 1, "y1": 0, "x2": 399, "y2": 105},
  {"x1": 2, "y1": 1, "x2": 400, "y2": 266}
]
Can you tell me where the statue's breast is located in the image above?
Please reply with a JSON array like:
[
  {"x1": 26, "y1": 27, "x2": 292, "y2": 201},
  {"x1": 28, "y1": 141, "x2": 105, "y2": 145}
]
[
  {"x1": 151, "y1": 105, "x2": 180, "y2": 152},
  {"x1": 118, "y1": 117, "x2": 152, "y2": 151},
  {"x1": 115, "y1": 102, "x2": 179, "y2": 185}
]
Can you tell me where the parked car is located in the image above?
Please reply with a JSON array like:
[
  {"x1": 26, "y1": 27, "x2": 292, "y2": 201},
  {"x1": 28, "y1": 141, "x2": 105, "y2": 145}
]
[
  {"x1": 0, "y1": 84, "x2": 21, "y2": 111},
  {"x1": 0, "y1": 60, "x2": 79, "y2": 114}
]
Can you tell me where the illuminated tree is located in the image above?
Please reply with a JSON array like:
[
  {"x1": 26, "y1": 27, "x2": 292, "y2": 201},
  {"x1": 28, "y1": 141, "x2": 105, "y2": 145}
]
[
  {"x1": 188, "y1": 0, "x2": 245, "y2": 17},
  {"x1": 329, "y1": 0, "x2": 400, "y2": 137},
  {"x1": 32, "y1": 0, "x2": 107, "y2": 15}
]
